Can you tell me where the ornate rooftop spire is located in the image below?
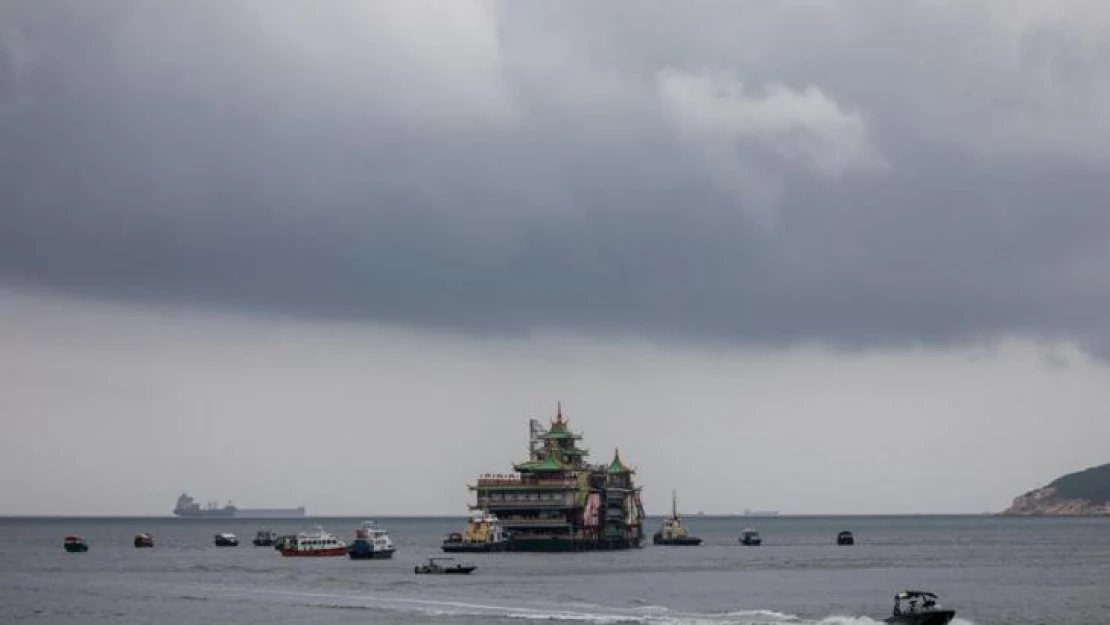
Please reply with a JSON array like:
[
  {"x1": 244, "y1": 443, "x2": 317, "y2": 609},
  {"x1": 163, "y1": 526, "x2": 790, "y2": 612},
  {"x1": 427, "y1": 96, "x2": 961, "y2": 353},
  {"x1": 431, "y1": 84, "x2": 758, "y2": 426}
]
[{"x1": 608, "y1": 447, "x2": 631, "y2": 474}]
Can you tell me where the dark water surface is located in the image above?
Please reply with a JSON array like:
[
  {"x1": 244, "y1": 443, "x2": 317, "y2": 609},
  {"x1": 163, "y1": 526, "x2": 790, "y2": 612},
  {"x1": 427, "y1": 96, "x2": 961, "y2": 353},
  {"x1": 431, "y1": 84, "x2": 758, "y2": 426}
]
[{"x1": 2, "y1": 515, "x2": 1107, "y2": 624}]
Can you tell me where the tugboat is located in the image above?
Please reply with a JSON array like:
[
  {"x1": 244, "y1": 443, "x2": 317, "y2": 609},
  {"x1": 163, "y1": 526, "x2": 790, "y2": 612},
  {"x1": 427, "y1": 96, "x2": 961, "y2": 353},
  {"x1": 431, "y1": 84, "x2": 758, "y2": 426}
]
[
  {"x1": 884, "y1": 590, "x2": 956, "y2": 625},
  {"x1": 279, "y1": 526, "x2": 348, "y2": 557},
  {"x1": 739, "y1": 527, "x2": 762, "y2": 546},
  {"x1": 348, "y1": 520, "x2": 396, "y2": 560},
  {"x1": 652, "y1": 491, "x2": 702, "y2": 546},
  {"x1": 442, "y1": 510, "x2": 512, "y2": 553},
  {"x1": 133, "y1": 533, "x2": 154, "y2": 548},
  {"x1": 465, "y1": 404, "x2": 646, "y2": 552},
  {"x1": 415, "y1": 556, "x2": 477, "y2": 575},
  {"x1": 837, "y1": 530, "x2": 855, "y2": 545},
  {"x1": 63, "y1": 536, "x2": 89, "y2": 553},
  {"x1": 214, "y1": 532, "x2": 239, "y2": 547},
  {"x1": 252, "y1": 529, "x2": 278, "y2": 547}
]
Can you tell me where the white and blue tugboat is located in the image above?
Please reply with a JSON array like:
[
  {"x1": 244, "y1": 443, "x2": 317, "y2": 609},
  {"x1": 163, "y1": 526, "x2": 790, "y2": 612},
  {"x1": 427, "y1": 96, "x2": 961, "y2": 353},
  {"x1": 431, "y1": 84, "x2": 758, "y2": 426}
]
[{"x1": 348, "y1": 520, "x2": 396, "y2": 560}]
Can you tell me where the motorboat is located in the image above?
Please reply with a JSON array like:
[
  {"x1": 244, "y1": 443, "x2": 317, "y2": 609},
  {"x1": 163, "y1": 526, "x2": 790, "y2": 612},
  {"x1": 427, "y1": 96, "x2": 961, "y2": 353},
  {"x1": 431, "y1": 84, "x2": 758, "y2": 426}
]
[
  {"x1": 415, "y1": 556, "x2": 476, "y2": 575},
  {"x1": 441, "y1": 510, "x2": 511, "y2": 553},
  {"x1": 739, "y1": 527, "x2": 762, "y2": 546},
  {"x1": 279, "y1": 526, "x2": 348, "y2": 557},
  {"x1": 883, "y1": 590, "x2": 957, "y2": 625},
  {"x1": 837, "y1": 530, "x2": 855, "y2": 545},
  {"x1": 348, "y1": 520, "x2": 396, "y2": 560},
  {"x1": 214, "y1": 532, "x2": 239, "y2": 547},
  {"x1": 133, "y1": 533, "x2": 154, "y2": 548},
  {"x1": 252, "y1": 529, "x2": 278, "y2": 547},
  {"x1": 652, "y1": 491, "x2": 702, "y2": 546},
  {"x1": 63, "y1": 536, "x2": 89, "y2": 553}
]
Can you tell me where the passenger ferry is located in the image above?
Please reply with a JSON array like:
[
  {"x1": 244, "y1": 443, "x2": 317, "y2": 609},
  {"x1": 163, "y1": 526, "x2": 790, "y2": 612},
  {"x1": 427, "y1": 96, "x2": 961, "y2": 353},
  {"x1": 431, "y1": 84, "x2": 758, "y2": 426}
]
[{"x1": 278, "y1": 526, "x2": 348, "y2": 557}]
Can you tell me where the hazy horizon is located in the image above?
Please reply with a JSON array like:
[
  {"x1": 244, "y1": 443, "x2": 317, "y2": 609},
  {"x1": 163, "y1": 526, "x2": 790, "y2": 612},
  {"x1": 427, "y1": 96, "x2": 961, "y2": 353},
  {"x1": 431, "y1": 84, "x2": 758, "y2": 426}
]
[{"x1": 4, "y1": 1, "x2": 1110, "y2": 516}]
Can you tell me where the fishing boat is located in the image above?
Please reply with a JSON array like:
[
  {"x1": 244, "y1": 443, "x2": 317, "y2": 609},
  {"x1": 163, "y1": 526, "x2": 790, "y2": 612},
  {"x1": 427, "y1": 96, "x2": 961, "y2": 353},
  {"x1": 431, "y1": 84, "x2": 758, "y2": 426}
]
[
  {"x1": 442, "y1": 510, "x2": 512, "y2": 553},
  {"x1": 279, "y1": 526, "x2": 348, "y2": 557},
  {"x1": 252, "y1": 529, "x2": 278, "y2": 547},
  {"x1": 414, "y1": 556, "x2": 477, "y2": 575},
  {"x1": 348, "y1": 520, "x2": 396, "y2": 560},
  {"x1": 63, "y1": 536, "x2": 88, "y2": 553},
  {"x1": 883, "y1": 591, "x2": 956, "y2": 625},
  {"x1": 214, "y1": 533, "x2": 239, "y2": 547},
  {"x1": 133, "y1": 533, "x2": 154, "y2": 548},
  {"x1": 652, "y1": 491, "x2": 702, "y2": 546},
  {"x1": 739, "y1": 527, "x2": 762, "y2": 546},
  {"x1": 837, "y1": 530, "x2": 855, "y2": 545}
]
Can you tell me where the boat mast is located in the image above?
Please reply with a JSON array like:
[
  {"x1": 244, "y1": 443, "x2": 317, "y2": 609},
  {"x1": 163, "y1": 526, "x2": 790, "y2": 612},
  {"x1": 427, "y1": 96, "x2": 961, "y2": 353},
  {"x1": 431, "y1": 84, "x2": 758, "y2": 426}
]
[{"x1": 672, "y1": 490, "x2": 678, "y2": 520}]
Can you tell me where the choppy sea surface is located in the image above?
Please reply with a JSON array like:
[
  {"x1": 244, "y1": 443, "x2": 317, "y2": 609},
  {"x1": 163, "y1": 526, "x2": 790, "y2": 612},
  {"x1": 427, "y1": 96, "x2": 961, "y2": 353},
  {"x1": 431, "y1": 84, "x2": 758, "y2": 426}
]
[{"x1": 2, "y1": 515, "x2": 1107, "y2": 624}]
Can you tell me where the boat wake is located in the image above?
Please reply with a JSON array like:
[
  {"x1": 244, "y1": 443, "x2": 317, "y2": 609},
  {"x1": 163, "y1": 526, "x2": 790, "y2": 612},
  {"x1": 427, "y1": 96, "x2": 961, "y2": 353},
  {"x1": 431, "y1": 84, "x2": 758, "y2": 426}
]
[{"x1": 224, "y1": 586, "x2": 978, "y2": 625}]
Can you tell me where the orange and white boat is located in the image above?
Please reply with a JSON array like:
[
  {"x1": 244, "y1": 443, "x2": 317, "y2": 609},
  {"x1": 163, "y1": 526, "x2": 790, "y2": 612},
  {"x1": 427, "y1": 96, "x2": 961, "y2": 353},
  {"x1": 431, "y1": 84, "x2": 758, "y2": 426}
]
[{"x1": 278, "y1": 526, "x2": 348, "y2": 557}]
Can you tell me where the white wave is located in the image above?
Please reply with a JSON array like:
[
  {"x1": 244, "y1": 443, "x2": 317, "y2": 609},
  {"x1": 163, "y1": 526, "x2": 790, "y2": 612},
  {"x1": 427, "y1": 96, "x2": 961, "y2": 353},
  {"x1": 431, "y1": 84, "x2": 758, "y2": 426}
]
[{"x1": 182, "y1": 583, "x2": 978, "y2": 625}]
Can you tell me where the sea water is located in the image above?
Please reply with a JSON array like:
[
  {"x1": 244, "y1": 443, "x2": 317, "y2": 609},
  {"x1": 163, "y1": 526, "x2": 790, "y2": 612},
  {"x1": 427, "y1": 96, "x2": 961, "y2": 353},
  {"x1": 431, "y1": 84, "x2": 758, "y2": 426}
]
[{"x1": 2, "y1": 515, "x2": 1107, "y2": 624}]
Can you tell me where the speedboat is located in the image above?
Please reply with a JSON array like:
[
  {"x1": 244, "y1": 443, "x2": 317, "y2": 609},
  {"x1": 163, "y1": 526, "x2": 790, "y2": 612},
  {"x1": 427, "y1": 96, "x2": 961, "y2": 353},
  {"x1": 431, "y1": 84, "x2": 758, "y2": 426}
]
[
  {"x1": 133, "y1": 533, "x2": 154, "y2": 548},
  {"x1": 279, "y1": 526, "x2": 348, "y2": 557},
  {"x1": 652, "y1": 491, "x2": 702, "y2": 546},
  {"x1": 63, "y1": 536, "x2": 89, "y2": 553},
  {"x1": 883, "y1": 590, "x2": 956, "y2": 625},
  {"x1": 837, "y1": 530, "x2": 855, "y2": 545},
  {"x1": 739, "y1": 527, "x2": 762, "y2": 546},
  {"x1": 252, "y1": 529, "x2": 278, "y2": 547},
  {"x1": 348, "y1": 520, "x2": 396, "y2": 559},
  {"x1": 442, "y1": 510, "x2": 512, "y2": 552},
  {"x1": 415, "y1": 556, "x2": 476, "y2": 575},
  {"x1": 214, "y1": 532, "x2": 239, "y2": 547}
]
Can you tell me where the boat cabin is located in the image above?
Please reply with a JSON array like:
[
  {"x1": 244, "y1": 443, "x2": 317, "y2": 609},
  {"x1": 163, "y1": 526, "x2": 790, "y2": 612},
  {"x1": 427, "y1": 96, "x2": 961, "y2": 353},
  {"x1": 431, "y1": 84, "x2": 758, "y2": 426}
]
[
  {"x1": 63, "y1": 536, "x2": 89, "y2": 552},
  {"x1": 837, "y1": 530, "x2": 855, "y2": 545},
  {"x1": 892, "y1": 590, "x2": 943, "y2": 615},
  {"x1": 214, "y1": 532, "x2": 239, "y2": 547},
  {"x1": 739, "y1": 527, "x2": 762, "y2": 546},
  {"x1": 252, "y1": 529, "x2": 278, "y2": 546}
]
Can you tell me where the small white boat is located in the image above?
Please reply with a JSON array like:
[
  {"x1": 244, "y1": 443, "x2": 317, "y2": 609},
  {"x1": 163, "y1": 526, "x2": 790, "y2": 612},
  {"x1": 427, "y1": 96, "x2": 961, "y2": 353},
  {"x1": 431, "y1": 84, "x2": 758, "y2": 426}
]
[{"x1": 214, "y1": 532, "x2": 239, "y2": 547}]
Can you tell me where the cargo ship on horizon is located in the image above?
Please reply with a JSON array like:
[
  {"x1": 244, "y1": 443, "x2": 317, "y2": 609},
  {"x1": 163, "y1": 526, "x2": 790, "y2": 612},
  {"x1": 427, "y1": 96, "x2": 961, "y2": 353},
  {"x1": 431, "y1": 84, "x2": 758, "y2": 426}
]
[
  {"x1": 173, "y1": 493, "x2": 306, "y2": 519},
  {"x1": 464, "y1": 404, "x2": 645, "y2": 552}
]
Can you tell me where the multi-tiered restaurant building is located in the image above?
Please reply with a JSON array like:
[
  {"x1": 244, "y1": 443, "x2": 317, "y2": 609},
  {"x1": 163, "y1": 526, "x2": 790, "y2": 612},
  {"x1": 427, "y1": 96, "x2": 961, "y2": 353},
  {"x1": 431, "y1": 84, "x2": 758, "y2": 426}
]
[{"x1": 467, "y1": 405, "x2": 645, "y2": 551}]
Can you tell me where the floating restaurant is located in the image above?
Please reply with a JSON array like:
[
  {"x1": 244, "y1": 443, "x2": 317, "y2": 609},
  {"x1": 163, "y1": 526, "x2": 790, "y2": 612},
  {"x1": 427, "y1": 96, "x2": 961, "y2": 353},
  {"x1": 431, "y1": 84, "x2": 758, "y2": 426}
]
[{"x1": 465, "y1": 404, "x2": 645, "y2": 552}]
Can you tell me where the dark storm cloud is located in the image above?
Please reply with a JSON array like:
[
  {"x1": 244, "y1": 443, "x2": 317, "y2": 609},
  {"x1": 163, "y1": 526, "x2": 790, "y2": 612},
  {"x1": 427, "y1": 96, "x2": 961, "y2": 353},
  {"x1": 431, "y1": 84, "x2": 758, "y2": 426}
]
[{"x1": 4, "y1": 0, "x2": 1110, "y2": 353}]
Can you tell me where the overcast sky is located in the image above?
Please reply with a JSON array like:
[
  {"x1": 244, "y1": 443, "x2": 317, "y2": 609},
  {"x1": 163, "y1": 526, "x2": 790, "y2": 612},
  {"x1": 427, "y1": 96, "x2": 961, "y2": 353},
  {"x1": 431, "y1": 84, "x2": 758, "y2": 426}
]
[{"x1": 3, "y1": 1, "x2": 1109, "y2": 515}]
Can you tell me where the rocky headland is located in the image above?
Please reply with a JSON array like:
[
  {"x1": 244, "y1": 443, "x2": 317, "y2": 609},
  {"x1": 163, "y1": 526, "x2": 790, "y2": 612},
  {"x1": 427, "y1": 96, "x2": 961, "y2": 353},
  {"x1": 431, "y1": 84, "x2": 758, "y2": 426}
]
[{"x1": 1001, "y1": 462, "x2": 1110, "y2": 516}]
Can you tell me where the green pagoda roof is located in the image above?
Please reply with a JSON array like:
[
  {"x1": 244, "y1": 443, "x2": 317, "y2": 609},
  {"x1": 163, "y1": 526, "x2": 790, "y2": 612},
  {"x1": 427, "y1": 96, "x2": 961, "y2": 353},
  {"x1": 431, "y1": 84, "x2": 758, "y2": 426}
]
[
  {"x1": 542, "y1": 402, "x2": 582, "y2": 439},
  {"x1": 608, "y1": 448, "x2": 633, "y2": 474},
  {"x1": 515, "y1": 454, "x2": 569, "y2": 472}
]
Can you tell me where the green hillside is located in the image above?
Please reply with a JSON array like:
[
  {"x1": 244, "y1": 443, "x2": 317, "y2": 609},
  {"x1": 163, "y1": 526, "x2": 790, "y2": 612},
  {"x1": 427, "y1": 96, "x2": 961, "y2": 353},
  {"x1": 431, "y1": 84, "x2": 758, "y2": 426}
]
[{"x1": 1045, "y1": 463, "x2": 1110, "y2": 503}]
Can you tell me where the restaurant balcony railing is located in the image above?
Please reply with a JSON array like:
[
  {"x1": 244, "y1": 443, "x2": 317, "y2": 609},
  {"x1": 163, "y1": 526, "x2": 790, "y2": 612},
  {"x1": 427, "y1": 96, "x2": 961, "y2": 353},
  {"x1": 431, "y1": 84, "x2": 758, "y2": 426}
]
[
  {"x1": 498, "y1": 518, "x2": 572, "y2": 527},
  {"x1": 471, "y1": 474, "x2": 577, "y2": 489},
  {"x1": 471, "y1": 498, "x2": 572, "y2": 509}
]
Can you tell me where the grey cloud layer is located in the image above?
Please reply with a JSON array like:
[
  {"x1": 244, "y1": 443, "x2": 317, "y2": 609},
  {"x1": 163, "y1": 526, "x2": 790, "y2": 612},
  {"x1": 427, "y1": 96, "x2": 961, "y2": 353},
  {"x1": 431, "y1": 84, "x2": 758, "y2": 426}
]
[{"x1": 3, "y1": 1, "x2": 1110, "y2": 352}]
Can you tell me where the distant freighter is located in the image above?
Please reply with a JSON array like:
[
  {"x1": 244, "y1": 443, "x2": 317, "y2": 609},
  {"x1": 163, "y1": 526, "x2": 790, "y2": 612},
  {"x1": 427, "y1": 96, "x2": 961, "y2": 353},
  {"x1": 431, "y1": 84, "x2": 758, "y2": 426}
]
[
  {"x1": 173, "y1": 493, "x2": 306, "y2": 519},
  {"x1": 744, "y1": 509, "x2": 780, "y2": 517}
]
